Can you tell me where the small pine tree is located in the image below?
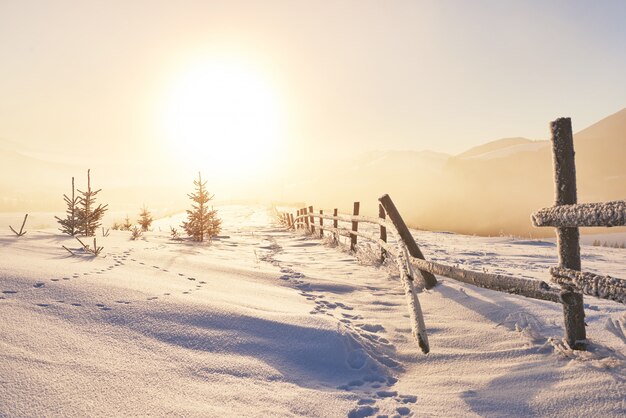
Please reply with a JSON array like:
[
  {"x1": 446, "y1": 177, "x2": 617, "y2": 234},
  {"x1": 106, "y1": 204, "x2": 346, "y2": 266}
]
[
  {"x1": 76, "y1": 169, "x2": 108, "y2": 236},
  {"x1": 182, "y1": 172, "x2": 221, "y2": 242},
  {"x1": 55, "y1": 176, "x2": 80, "y2": 235},
  {"x1": 122, "y1": 215, "x2": 133, "y2": 231},
  {"x1": 138, "y1": 205, "x2": 153, "y2": 232}
]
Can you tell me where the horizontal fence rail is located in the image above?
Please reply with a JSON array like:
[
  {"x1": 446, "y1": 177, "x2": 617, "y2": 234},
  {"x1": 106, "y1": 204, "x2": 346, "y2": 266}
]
[
  {"x1": 550, "y1": 267, "x2": 626, "y2": 304},
  {"x1": 409, "y1": 257, "x2": 560, "y2": 303},
  {"x1": 532, "y1": 200, "x2": 626, "y2": 228}
]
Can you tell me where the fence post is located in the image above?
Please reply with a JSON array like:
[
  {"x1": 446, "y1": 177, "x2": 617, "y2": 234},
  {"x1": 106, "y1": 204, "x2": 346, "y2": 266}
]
[
  {"x1": 303, "y1": 208, "x2": 309, "y2": 231},
  {"x1": 296, "y1": 209, "x2": 301, "y2": 229},
  {"x1": 319, "y1": 210, "x2": 324, "y2": 238},
  {"x1": 308, "y1": 206, "x2": 315, "y2": 234},
  {"x1": 351, "y1": 202, "x2": 360, "y2": 252},
  {"x1": 289, "y1": 213, "x2": 295, "y2": 230},
  {"x1": 551, "y1": 117, "x2": 586, "y2": 349},
  {"x1": 379, "y1": 203, "x2": 387, "y2": 263},
  {"x1": 379, "y1": 194, "x2": 438, "y2": 289},
  {"x1": 333, "y1": 208, "x2": 339, "y2": 243}
]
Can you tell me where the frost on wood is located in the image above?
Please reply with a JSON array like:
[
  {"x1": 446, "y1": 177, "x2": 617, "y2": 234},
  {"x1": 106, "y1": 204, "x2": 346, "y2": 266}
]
[
  {"x1": 532, "y1": 200, "x2": 626, "y2": 228},
  {"x1": 396, "y1": 242, "x2": 430, "y2": 354},
  {"x1": 409, "y1": 256, "x2": 560, "y2": 303},
  {"x1": 550, "y1": 267, "x2": 626, "y2": 304}
]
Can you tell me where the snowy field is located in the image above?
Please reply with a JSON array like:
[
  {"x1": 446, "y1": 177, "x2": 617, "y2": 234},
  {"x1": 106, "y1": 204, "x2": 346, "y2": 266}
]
[{"x1": 1, "y1": 205, "x2": 625, "y2": 417}]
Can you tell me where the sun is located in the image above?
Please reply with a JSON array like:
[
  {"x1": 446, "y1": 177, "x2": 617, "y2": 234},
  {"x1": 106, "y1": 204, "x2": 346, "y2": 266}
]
[{"x1": 161, "y1": 55, "x2": 284, "y2": 179}]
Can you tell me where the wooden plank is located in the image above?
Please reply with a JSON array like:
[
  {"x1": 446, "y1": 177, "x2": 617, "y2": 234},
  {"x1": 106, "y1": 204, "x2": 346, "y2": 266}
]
[
  {"x1": 351, "y1": 202, "x2": 359, "y2": 252},
  {"x1": 308, "y1": 206, "x2": 315, "y2": 234},
  {"x1": 532, "y1": 200, "x2": 626, "y2": 227},
  {"x1": 550, "y1": 267, "x2": 626, "y2": 304},
  {"x1": 409, "y1": 256, "x2": 560, "y2": 303},
  {"x1": 379, "y1": 203, "x2": 387, "y2": 263},
  {"x1": 379, "y1": 194, "x2": 438, "y2": 289},
  {"x1": 319, "y1": 210, "x2": 324, "y2": 238},
  {"x1": 396, "y1": 243, "x2": 429, "y2": 353},
  {"x1": 551, "y1": 117, "x2": 586, "y2": 349},
  {"x1": 333, "y1": 208, "x2": 339, "y2": 243}
]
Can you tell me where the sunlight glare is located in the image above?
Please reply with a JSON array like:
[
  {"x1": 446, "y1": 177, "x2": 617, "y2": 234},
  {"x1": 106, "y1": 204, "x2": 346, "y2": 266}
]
[{"x1": 161, "y1": 55, "x2": 284, "y2": 180}]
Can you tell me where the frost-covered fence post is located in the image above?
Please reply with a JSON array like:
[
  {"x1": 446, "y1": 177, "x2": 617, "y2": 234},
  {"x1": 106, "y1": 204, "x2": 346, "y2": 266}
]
[
  {"x1": 551, "y1": 117, "x2": 586, "y2": 349},
  {"x1": 304, "y1": 208, "x2": 310, "y2": 231},
  {"x1": 379, "y1": 203, "x2": 387, "y2": 263},
  {"x1": 333, "y1": 208, "x2": 339, "y2": 243},
  {"x1": 289, "y1": 213, "x2": 295, "y2": 230},
  {"x1": 379, "y1": 194, "x2": 438, "y2": 289},
  {"x1": 396, "y1": 243, "x2": 430, "y2": 354},
  {"x1": 308, "y1": 206, "x2": 315, "y2": 234},
  {"x1": 319, "y1": 210, "x2": 324, "y2": 238},
  {"x1": 351, "y1": 202, "x2": 360, "y2": 252}
]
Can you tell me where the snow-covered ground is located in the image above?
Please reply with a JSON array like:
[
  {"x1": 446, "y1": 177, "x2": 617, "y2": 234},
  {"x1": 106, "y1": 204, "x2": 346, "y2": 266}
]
[{"x1": 1, "y1": 206, "x2": 624, "y2": 417}]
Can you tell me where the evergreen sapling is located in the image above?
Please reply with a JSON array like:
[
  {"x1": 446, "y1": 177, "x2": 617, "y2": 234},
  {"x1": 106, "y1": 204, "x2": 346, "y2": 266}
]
[
  {"x1": 76, "y1": 169, "x2": 108, "y2": 236},
  {"x1": 182, "y1": 172, "x2": 221, "y2": 242},
  {"x1": 55, "y1": 176, "x2": 80, "y2": 236}
]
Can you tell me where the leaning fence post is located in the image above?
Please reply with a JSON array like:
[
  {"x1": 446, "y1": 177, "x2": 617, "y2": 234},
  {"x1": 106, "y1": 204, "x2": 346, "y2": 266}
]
[
  {"x1": 304, "y1": 208, "x2": 309, "y2": 231},
  {"x1": 379, "y1": 194, "x2": 438, "y2": 289},
  {"x1": 379, "y1": 203, "x2": 387, "y2": 263},
  {"x1": 551, "y1": 117, "x2": 586, "y2": 349},
  {"x1": 351, "y1": 202, "x2": 360, "y2": 252},
  {"x1": 319, "y1": 210, "x2": 324, "y2": 238},
  {"x1": 289, "y1": 213, "x2": 295, "y2": 230}
]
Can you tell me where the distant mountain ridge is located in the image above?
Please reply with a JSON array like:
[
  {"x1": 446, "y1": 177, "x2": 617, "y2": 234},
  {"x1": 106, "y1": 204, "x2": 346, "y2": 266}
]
[{"x1": 290, "y1": 107, "x2": 626, "y2": 236}]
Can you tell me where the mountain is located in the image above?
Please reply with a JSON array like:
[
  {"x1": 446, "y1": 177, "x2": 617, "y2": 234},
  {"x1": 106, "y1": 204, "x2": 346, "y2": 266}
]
[
  {"x1": 456, "y1": 137, "x2": 547, "y2": 160},
  {"x1": 284, "y1": 108, "x2": 626, "y2": 237}
]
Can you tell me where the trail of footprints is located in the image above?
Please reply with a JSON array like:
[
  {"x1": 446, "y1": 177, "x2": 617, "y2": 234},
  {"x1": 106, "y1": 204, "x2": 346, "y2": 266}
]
[
  {"x1": 262, "y1": 237, "x2": 418, "y2": 418},
  {"x1": 1, "y1": 248, "x2": 210, "y2": 312}
]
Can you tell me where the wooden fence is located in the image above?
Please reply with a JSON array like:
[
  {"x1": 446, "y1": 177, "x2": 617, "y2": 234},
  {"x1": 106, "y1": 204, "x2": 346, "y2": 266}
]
[
  {"x1": 531, "y1": 117, "x2": 626, "y2": 349},
  {"x1": 279, "y1": 195, "x2": 560, "y2": 354},
  {"x1": 278, "y1": 118, "x2": 625, "y2": 353}
]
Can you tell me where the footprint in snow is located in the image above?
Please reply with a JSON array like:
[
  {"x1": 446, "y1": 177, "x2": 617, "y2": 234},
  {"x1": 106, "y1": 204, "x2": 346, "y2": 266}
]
[
  {"x1": 36, "y1": 303, "x2": 49, "y2": 307},
  {"x1": 33, "y1": 282, "x2": 45, "y2": 288},
  {"x1": 147, "y1": 296, "x2": 158, "y2": 300},
  {"x1": 2, "y1": 290, "x2": 17, "y2": 294}
]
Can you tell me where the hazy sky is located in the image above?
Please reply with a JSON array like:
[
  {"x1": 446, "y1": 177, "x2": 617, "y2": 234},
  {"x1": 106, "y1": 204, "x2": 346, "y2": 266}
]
[{"x1": 1, "y1": 0, "x2": 625, "y2": 169}]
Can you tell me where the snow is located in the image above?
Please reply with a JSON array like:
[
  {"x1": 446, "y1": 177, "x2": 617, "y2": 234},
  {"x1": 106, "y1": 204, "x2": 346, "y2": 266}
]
[
  {"x1": 1, "y1": 205, "x2": 625, "y2": 417},
  {"x1": 532, "y1": 200, "x2": 626, "y2": 228}
]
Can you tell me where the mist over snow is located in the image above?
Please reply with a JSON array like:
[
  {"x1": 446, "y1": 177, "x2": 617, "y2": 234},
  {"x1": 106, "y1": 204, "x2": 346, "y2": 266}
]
[{"x1": 1, "y1": 205, "x2": 625, "y2": 417}]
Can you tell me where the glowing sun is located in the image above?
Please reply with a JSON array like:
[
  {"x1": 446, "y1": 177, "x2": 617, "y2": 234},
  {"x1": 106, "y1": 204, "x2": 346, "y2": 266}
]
[{"x1": 161, "y1": 55, "x2": 284, "y2": 178}]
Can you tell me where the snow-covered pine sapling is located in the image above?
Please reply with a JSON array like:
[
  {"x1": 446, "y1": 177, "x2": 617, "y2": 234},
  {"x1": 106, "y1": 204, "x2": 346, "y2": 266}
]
[
  {"x1": 76, "y1": 169, "x2": 108, "y2": 236},
  {"x1": 130, "y1": 226, "x2": 142, "y2": 240},
  {"x1": 122, "y1": 215, "x2": 133, "y2": 231},
  {"x1": 170, "y1": 226, "x2": 181, "y2": 241},
  {"x1": 55, "y1": 176, "x2": 80, "y2": 236},
  {"x1": 182, "y1": 172, "x2": 222, "y2": 242},
  {"x1": 9, "y1": 214, "x2": 28, "y2": 237},
  {"x1": 138, "y1": 205, "x2": 153, "y2": 232}
]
